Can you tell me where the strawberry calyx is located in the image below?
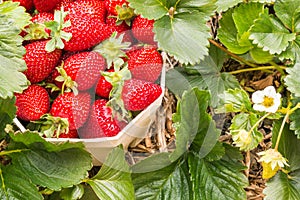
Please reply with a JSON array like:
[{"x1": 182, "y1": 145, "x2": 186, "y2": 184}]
[
  {"x1": 102, "y1": 66, "x2": 132, "y2": 121},
  {"x1": 23, "y1": 23, "x2": 50, "y2": 41},
  {"x1": 33, "y1": 114, "x2": 69, "y2": 138},
  {"x1": 93, "y1": 32, "x2": 131, "y2": 69},
  {"x1": 115, "y1": 3, "x2": 135, "y2": 26},
  {"x1": 54, "y1": 64, "x2": 79, "y2": 95},
  {"x1": 44, "y1": 7, "x2": 72, "y2": 52}
]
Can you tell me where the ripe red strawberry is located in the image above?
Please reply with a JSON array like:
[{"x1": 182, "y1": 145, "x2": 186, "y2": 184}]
[
  {"x1": 59, "y1": 0, "x2": 110, "y2": 51},
  {"x1": 131, "y1": 15, "x2": 156, "y2": 45},
  {"x1": 95, "y1": 69, "x2": 114, "y2": 98},
  {"x1": 58, "y1": 51, "x2": 106, "y2": 91},
  {"x1": 15, "y1": 85, "x2": 50, "y2": 121},
  {"x1": 31, "y1": 12, "x2": 54, "y2": 24},
  {"x1": 79, "y1": 99, "x2": 127, "y2": 138},
  {"x1": 13, "y1": 0, "x2": 34, "y2": 11},
  {"x1": 105, "y1": 0, "x2": 128, "y2": 16},
  {"x1": 126, "y1": 46, "x2": 163, "y2": 82},
  {"x1": 23, "y1": 40, "x2": 62, "y2": 83},
  {"x1": 50, "y1": 92, "x2": 91, "y2": 130},
  {"x1": 122, "y1": 78, "x2": 162, "y2": 111},
  {"x1": 33, "y1": 0, "x2": 62, "y2": 13}
]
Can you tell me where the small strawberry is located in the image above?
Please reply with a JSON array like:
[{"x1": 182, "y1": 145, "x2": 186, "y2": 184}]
[
  {"x1": 122, "y1": 78, "x2": 162, "y2": 111},
  {"x1": 126, "y1": 46, "x2": 162, "y2": 82},
  {"x1": 23, "y1": 40, "x2": 62, "y2": 83},
  {"x1": 104, "y1": 0, "x2": 134, "y2": 25},
  {"x1": 95, "y1": 69, "x2": 114, "y2": 99},
  {"x1": 33, "y1": 0, "x2": 62, "y2": 13},
  {"x1": 105, "y1": 0, "x2": 128, "y2": 16},
  {"x1": 50, "y1": 92, "x2": 91, "y2": 130},
  {"x1": 15, "y1": 85, "x2": 50, "y2": 121},
  {"x1": 131, "y1": 15, "x2": 156, "y2": 45},
  {"x1": 79, "y1": 99, "x2": 127, "y2": 138},
  {"x1": 13, "y1": 0, "x2": 34, "y2": 11},
  {"x1": 56, "y1": 51, "x2": 106, "y2": 91}
]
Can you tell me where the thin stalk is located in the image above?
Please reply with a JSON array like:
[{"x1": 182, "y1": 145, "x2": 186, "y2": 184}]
[
  {"x1": 0, "y1": 149, "x2": 29, "y2": 156},
  {"x1": 209, "y1": 39, "x2": 258, "y2": 68},
  {"x1": 275, "y1": 103, "x2": 300, "y2": 151},
  {"x1": 230, "y1": 65, "x2": 286, "y2": 75},
  {"x1": 269, "y1": 61, "x2": 285, "y2": 75},
  {"x1": 248, "y1": 112, "x2": 271, "y2": 135}
]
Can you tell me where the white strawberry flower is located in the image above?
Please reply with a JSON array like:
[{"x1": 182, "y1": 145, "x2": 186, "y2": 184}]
[
  {"x1": 258, "y1": 148, "x2": 289, "y2": 170},
  {"x1": 232, "y1": 129, "x2": 252, "y2": 150},
  {"x1": 251, "y1": 86, "x2": 281, "y2": 113}
]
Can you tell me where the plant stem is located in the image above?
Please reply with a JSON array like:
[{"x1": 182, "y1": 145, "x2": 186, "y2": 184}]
[
  {"x1": 0, "y1": 149, "x2": 29, "y2": 156},
  {"x1": 248, "y1": 112, "x2": 271, "y2": 135},
  {"x1": 209, "y1": 39, "x2": 258, "y2": 68},
  {"x1": 269, "y1": 61, "x2": 286, "y2": 75},
  {"x1": 275, "y1": 103, "x2": 300, "y2": 151},
  {"x1": 230, "y1": 66, "x2": 286, "y2": 75}
]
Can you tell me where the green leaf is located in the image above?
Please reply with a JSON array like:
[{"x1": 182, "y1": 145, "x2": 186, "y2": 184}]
[
  {"x1": 169, "y1": 88, "x2": 211, "y2": 161},
  {"x1": 249, "y1": 13, "x2": 296, "y2": 55},
  {"x1": 249, "y1": 45, "x2": 274, "y2": 63},
  {"x1": 218, "y1": 9, "x2": 251, "y2": 54},
  {"x1": 0, "y1": 2, "x2": 30, "y2": 99},
  {"x1": 279, "y1": 36, "x2": 300, "y2": 62},
  {"x1": 60, "y1": 184, "x2": 84, "y2": 200},
  {"x1": 229, "y1": 113, "x2": 264, "y2": 151},
  {"x1": 215, "y1": 0, "x2": 242, "y2": 12},
  {"x1": 176, "y1": 0, "x2": 217, "y2": 18},
  {"x1": 0, "y1": 97, "x2": 16, "y2": 136},
  {"x1": 274, "y1": 0, "x2": 300, "y2": 33},
  {"x1": 87, "y1": 146, "x2": 134, "y2": 200},
  {"x1": 285, "y1": 63, "x2": 300, "y2": 97},
  {"x1": 290, "y1": 108, "x2": 300, "y2": 138},
  {"x1": 127, "y1": 0, "x2": 169, "y2": 20},
  {"x1": 182, "y1": 45, "x2": 240, "y2": 107},
  {"x1": 233, "y1": 2, "x2": 265, "y2": 36},
  {"x1": 132, "y1": 158, "x2": 192, "y2": 200},
  {"x1": 188, "y1": 151, "x2": 248, "y2": 200},
  {"x1": 0, "y1": 165, "x2": 43, "y2": 200},
  {"x1": 8, "y1": 132, "x2": 92, "y2": 191},
  {"x1": 155, "y1": 11, "x2": 210, "y2": 65},
  {"x1": 264, "y1": 171, "x2": 300, "y2": 200},
  {"x1": 216, "y1": 88, "x2": 253, "y2": 113}
]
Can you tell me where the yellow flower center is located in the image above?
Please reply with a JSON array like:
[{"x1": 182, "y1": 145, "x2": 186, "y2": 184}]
[{"x1": 263, "y1": 96, "x2": 274, "y2": 107}]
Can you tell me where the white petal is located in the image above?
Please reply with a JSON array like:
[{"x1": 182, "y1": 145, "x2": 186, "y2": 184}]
[
  {"x1": 265, "y1": 105, "x2": 279, "y2": 113},
  {"x1": 252, "y1": 91, "x2": 265, "y2": 103},
  {"x1": 264, "y1": 86, "x2": 277, "y2": 97},
  {"x1": 253, "y1": 104, "x2": 266, "y2": 112}
]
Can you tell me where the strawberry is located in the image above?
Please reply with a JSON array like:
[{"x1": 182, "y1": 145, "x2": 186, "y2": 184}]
[
  {"x1": 105, "y1": 0, "x2": 128, "y2": 16},
  {"x1": 131, "y1": 15, "x2": 156, "y2": 45},
  {"x1": 79, "y1": 99, "x2": 127, "y2": 138},
  {"x1": 56, "y1": 51, "x2": 106, "y2": 91},
  {"x1": 95, "y1": 69, "x2": 114, "y2": 98},
  {"x1": 50, "y1": 92, "x2": 91, "y2": 130},
  {"x1": 57, "y1": 0, "x2": 110, "y2": 51},
  {"x1": 33, "y1": 0, "x2": 62, "y2": 13},
  {"x1": 15, "y1": 85, "x2": 50, "y2": 121},
  {"x1": 122, "y1": 78, "x2": 162, "y2": 111},
  {"x1": 126, "y1": 46, "x2": 163, "y2": 82},
  {"x1": 23, "y1": 40, "x2": 62, "y2": 83},
  {"x1": 13, "y1": 0, "x2": 34, "y2": 11}
]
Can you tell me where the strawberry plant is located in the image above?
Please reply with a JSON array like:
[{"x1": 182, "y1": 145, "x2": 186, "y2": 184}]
[{"x1": 2, "y1": 0, "x2": 300, "y2": 199}]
